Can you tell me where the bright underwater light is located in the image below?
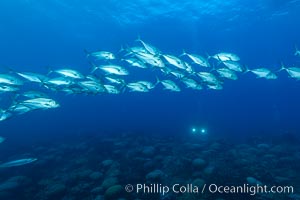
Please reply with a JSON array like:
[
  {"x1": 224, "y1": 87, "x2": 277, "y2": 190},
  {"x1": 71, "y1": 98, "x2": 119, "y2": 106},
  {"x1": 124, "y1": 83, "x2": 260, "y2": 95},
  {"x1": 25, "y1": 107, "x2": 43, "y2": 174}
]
[
  {"x1": 201, "y1": 128, "x2": 207, "y2": 134},
  {"x1": 190, "y1": 126, "x2": 208, "y2": 135}
]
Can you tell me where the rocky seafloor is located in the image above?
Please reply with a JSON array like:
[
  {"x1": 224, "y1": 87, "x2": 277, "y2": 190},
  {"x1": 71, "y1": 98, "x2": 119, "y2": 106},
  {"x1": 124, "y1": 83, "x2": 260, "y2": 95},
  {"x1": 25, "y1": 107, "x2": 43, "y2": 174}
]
[{"x1": 0, "y1": 132, "x2": 299, "y2": 200}]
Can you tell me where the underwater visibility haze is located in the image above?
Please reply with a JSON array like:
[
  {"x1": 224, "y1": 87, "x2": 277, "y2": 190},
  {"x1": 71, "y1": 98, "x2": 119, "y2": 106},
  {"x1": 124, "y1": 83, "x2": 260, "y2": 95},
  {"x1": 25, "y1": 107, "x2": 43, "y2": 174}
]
[{"x1": 0, "y1": 0, "x2": 300, "y2": 200}]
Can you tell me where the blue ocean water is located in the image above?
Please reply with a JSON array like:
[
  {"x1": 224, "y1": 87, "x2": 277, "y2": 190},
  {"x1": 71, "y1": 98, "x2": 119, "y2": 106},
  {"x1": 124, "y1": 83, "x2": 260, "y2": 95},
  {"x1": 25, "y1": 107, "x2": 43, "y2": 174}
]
[{"x1": 0, "y1": 1, "x2": 300, "y2": 200}]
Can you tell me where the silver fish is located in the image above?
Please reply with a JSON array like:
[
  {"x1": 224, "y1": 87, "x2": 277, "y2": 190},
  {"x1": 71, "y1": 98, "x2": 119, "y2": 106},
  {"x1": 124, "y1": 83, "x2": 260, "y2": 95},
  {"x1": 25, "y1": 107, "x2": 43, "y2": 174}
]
[
  {"x1": 181, "y1": 77, "x2": 203, "y2": 90},
  {"x1": 20, "y1": 91, "x2": 49, "y2": 99},
  {"x1": 207, "y1": 84, "x2": 223, "y2": 90},
  {"x1": 16, "y1": 72, "x2": 46, "y2": 83},
  {"x1": 127, "y1": 46, "x2": 149, "y2": 54},
  {"x1": 45, "y1": 77, "x2": 74, "y2": 86},
  {"x1": 53, "y1": 69, "x2": 85, "y2": 79},
  {"x1": 197, "y1": 72, "x2": 220, "y2": 85},
  {"x1": 136, "y1": 38, "x2": 160, "y2": 55},
  {"x1": 123, "y1": 58, "x2": 147, "y2": 69},
  {"x1": 78, "y1": 81, "x2": 106, "y2": 93},
  {"x1": 169, "y1": 70, "x2": 186, "y2": 79},
  {"x1": 216, "y1": 68, "x2": 238, "y2": 80},
  {"x1": 135, "y1": 52, "x2": 165, "y2": 68},
  {"x1": 8, "y1": 104, "x2": 32, "y2": 115},
  {"x1": 162, "y1": 54, "x2": 186, "y2": 70},
  {"x1": 280, "y1": 65, "x2": 300, "y2": 80},
  {"x1": 20, "y1": 98, "x2": 60, "y2": 110},
  {"x1": 184, "y1": 62, "x2": 194, "y2": 74},
  {"x1": 105, "y1": 77, "x2": 125, "y2": 85},
  {"x1": 181, "y1": 51, "x2": 210, "y2": 67},
  {"x1": 99, "y1": 65, "x2": 129, "y2": 76},
  {"x1": 265, "y1": 72, "x2": 278, "y2": 80},
  {"x1": 85, "y1": 49, "x2": 115, "y2": 60},
  {"x1": 250, "y1": 68, "x2": 277, "y2": 79},
  {"x1": 126, "y1": 82, "x2": 149, "y2": 92},
  {"x1": 0, "y1": 158, "x2": 37, "y2": 168},
  {"x1": 136, "y1": 81, "x2": 156, "y2": 90},
  {"x1": 0, "y1": 85, "x2": 19, "y2": 92},
  {"x1": 159, "y1": 79, "x2": 181, "y2": 92},
  {"x1": 0, "y1": 110, "x2": 12, "y2": 121},
  {"x1": 212, "y1": 52, "x2": 240, "y2": 62},
  {"x1": 0, "y1": 74, "x2": 23, "y2": 86},
  {"x1": 222, "y1": 60, "x2": 243, "y2": 72},
  {"x1": 103, "y1": 85, "x2": 120, "y2": 94},
  {"x1": 60, "y1": 87, "x2": 84, "y2": 95}
]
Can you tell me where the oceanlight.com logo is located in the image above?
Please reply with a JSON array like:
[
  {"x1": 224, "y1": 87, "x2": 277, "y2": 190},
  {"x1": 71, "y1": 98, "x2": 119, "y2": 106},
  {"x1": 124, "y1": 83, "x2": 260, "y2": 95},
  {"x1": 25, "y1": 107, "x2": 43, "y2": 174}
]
[
  {"x1": 207, "y1": 184, "x2": 294, "y2": 196},
  {"x1": 124, "y1": 183, "x2": 294, "y2": 196}
]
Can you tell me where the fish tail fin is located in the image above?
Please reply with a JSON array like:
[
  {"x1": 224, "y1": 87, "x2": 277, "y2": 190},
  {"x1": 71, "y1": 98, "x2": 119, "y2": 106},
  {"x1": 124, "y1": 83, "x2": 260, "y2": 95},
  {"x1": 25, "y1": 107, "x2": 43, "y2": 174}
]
[
  {"x1": 121, "y1": 87, "x2": 127, "y2": 93},
  {"x1": 215, "y1": 59, "x2": 223, "y2": 67},
  {"x1": 120, "y1": 44, "x2": 133, "y2": 55},
  {"x1": 179, "y1": 75, "x2": 188, "y2": 81},
  {"x1": 123, "y1": 45, "x2": 134, "y2": 57},
  {"x1": 135, "y1": 35, "x2": 144, "y2": 45},
  {"x1": 46, "y1": 66, "x2": 53, "y2": 76},
  {"x1": 277, "y1": 62, "x2": 286, "y2": 72},
  {"x1": 9, "y1": 93, "x2": 20, "y2": 109},
  {"x1": 294, "y1": 44, "x2": 299, "y2": 55},
  {"x1": 84, "y1": 49, "x2": 90, "y2": 57},
  {"x1": 88, "y1": 61, "x2": 98, "y2": 73},
  {"x1": 119, "y1": 82, "x2": 127, "y2": 93},
  {"x1": 39, "y1": 79, "x2": 50, "y2": 90},
  {"x1": 189, "y1": 71, "x2": 197, "y2": 76},
  {"x1": 243, "y1": 65, "x2": 251, "y2": 74},
  {"x1": 155, "y1": 76, "x2": 160, "y2": 86},
  {"x1": 36, "y1": 74, "x2": 47, "y2": 87},
  {"x1": 135, "y1": 35, "x2": 142, "y2": 43},
  {"x1": 179, "y1": 49, "x2": 187, "y2": 57},
  {"x1": 118, "y1": 45, "x2": 126, "y2": 54},
  {"x1": 210, "y1": 62, "x2": 216, "y2": 72},
  {"x1": 206, "y1": 52, "x2": 212, "y2": 60}
]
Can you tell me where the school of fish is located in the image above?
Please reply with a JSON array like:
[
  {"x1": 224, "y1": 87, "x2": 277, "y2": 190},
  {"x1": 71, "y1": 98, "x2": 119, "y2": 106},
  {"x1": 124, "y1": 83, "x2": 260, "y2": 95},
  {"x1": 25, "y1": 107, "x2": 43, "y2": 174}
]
[
  {"x1": 0, "y1": 38, "x2": 299, "y2": 167},
  {"x1": 0, "y1": 38, "x2": 299, "y2": 125}
]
